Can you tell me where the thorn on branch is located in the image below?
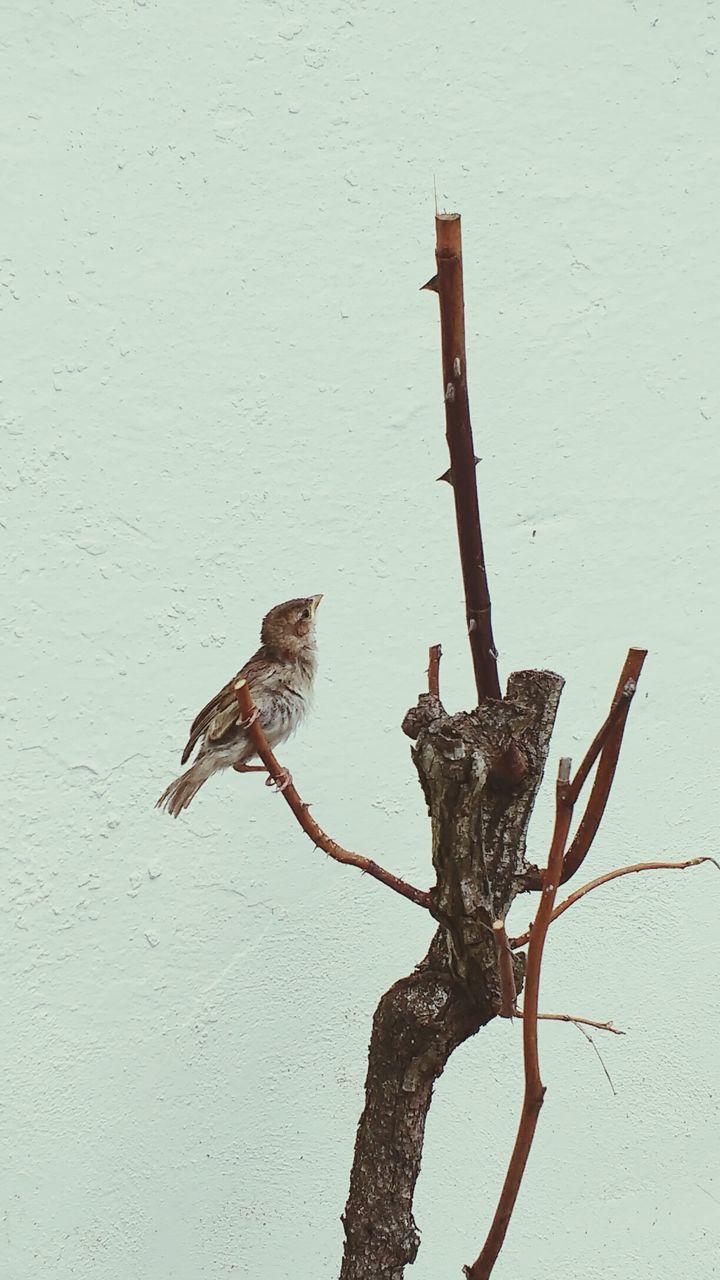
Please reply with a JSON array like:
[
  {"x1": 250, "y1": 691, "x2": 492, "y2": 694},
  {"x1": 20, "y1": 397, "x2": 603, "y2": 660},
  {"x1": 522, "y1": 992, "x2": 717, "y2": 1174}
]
[
  {"x1": 433, "y1": 212, "x2": 502, "y2": 704},
  {"x1": 437, "y1": 455, "x2": 480, "y2": 485}
]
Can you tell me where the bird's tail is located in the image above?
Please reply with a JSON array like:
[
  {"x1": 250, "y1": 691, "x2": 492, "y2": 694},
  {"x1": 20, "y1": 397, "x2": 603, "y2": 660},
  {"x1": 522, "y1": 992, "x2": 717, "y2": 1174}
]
[{"x1": 156, "y1": 756, "x2": 218, "y2": 817}]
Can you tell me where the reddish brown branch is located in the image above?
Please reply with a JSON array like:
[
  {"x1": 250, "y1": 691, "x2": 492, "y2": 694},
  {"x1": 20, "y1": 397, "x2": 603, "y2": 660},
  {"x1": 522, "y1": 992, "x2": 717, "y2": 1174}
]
[
  {"x1": 233, "y1": 680, "x2": 431, "y2": 911},
  {"x1": 492, "y1": 920, "x2": 516, "y2": 1018},
  {"x1": 466, "y1": 759, "x2": 573, "y2": 1279},
  {"x1": 558, "y1": 648, "x2": 647, "y2": 883},
  {"x1": 511, "y1": 856, "x2": 719, "y2": 949},
  {"x1": 427, "y1": 644, "x2": 442, "y2": 697},
  {"x1": 567, "y1": 674, "x2": 639, "y2": 804},
  {"x1": 431, "y1": 213, "x2": 501, "y2": 704}
]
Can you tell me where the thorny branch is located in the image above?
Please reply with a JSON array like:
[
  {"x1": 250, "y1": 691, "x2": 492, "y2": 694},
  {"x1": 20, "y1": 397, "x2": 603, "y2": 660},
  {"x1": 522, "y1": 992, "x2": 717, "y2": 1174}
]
[
  {"x1": 232, "y1": 679, "x2": 431, "y2": 910},
  {"x1": 428, "y1": 214, "x2": 501, "y2": 704}
]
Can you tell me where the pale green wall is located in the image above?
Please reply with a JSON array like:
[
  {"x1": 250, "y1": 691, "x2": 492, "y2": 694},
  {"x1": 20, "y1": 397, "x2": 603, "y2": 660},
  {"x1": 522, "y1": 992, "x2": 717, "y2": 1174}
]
[{"x1": 3, "y1": 2, "x2": 719, "y2": 1277}]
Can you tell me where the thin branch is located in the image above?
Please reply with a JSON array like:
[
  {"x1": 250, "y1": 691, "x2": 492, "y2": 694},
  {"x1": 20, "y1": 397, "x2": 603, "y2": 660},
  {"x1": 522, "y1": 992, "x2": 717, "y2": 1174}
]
[
  {"x1": 233, "y1": 680, "x2": 431, "y2": 911},
  {"x1": 510, "y1": 856, "x2": 719, "y2": 949},
  {"x1": 465, "y1": 758, "x2": 573, "y2": 1280},
  {"x1": 567, "y1": 676, "x2": 638, "y2": 804},
  {"x1": 492, "y1": 920, "x2": 516, "y2": 1018},
  {"x1": 427, "y1": 643, "x2": 442, "y2": 697},
  {"x1": 524, "y1": 1010, "x2": 625, "y2": 1036},
  {"x1": 430, "y1": 213, "x2": 501, "y2": 703},
  {"x1": 558, "y1": 647, "x2": 647, "y2": 883}
]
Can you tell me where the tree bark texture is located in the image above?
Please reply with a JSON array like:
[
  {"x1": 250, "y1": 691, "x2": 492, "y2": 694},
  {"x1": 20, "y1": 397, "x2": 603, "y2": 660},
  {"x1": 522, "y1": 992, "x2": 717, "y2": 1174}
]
[{"x1": 340, "y1": 670, "x2": 564, "y2": 1280}]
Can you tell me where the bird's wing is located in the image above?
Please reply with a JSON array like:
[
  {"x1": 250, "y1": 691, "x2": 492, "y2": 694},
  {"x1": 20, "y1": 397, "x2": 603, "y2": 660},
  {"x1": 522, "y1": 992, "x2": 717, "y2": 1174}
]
[{"x1": 180, "y1": 648, "x2": 269, "y2": 764}]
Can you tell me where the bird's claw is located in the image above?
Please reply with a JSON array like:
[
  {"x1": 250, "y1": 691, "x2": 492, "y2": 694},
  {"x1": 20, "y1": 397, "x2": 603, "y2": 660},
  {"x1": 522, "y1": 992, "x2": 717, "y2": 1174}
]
[
  {"x1": 266, "y1": 768, "x2": 293, "y2": 793},
  {"x1": 238, "y1": 708, "x2": 260, "y2": 730}
]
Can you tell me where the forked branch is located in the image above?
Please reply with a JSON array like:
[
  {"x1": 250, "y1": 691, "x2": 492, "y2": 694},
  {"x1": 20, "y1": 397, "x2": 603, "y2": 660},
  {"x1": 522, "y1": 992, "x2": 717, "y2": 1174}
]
[
  {"x1": 233, "y1": 680, "x2": 430, "y2": 910},
  {"x1": 523, "y1": 648, "x2": 648, "y2": 891},
  {"x1": 559, "y1": 647, "x2": 647, "y2": 883}
]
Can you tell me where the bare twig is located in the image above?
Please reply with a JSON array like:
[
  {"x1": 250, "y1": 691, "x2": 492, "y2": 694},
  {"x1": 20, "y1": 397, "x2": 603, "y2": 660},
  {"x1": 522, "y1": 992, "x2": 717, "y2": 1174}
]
[
  {"x1": 430, "y1": 213, "x2": 501, "y2": 704},
  {"x1": 522, "y1": 649, "x2": 648, "y2": 891},
  {"x1": 558, "y1": 648, "x2": 647, "y2": 883},
  {"x1": 523, "y1": 1010, "x2": 625, "y2": 1036},
  {"x1": 567, "y1": 677, "x2": 638, "y2": 804},
  {"x1": 492, "y1": 920, "x2": 516, "y2": 1018},
  {"x1": 233, "y1": 680, "x2": 431, "y2": 911},
  {"x1": 465, "y1": 758, "x2": 573, "y2": 1279},
  {"x1": 511, "y1": 856, "x2": 719, "y2": 949},
  {"x1": 427, "y1": 643, "x2": 442, "y2": 698}
]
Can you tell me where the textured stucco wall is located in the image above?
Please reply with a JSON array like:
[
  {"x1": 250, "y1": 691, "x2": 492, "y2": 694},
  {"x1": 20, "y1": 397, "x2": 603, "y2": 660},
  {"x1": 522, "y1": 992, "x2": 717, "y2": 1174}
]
[{"x1": 3, "y1": 2, "x2": 719, "y2": 1277}]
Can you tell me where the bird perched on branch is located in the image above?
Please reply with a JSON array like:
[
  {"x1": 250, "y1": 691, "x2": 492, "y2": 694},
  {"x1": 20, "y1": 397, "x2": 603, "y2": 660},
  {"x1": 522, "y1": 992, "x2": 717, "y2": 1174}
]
[{"x1": 156, "y1": 594, "x2": 322, "y2": 817}]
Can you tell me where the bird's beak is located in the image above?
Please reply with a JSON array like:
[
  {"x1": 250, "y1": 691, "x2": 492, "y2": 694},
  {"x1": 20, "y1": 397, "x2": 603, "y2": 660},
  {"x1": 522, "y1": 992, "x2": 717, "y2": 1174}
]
[{"x1": 311, "y1": 594, "x2": 323, "y2": 614}]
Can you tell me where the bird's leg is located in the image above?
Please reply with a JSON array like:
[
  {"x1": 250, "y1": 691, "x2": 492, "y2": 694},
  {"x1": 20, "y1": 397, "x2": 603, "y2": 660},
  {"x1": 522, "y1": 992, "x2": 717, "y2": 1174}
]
[
  {"x1": 265, "y1": 767, "x2": 293, "y2": 793},
  {"x1": 233, "y1": 762, "x2": 269, "y2": 774}
]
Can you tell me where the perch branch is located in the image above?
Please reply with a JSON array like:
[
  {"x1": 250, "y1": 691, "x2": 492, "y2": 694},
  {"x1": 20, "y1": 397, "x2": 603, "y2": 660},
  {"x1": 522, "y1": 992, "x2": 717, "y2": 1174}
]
[
  {"x1": 431, "y1": 213, "x2": 501, "y2": 703},
  {"x1": 510, "y1": 856, "x2": 719, "y2": 949},
  {"x1": 466, "y1": 759, "x2": 573, "y2": 1279},
  {"x1": 427, "y1": 643, "x2": 442, "y2": 697},
  {"x1": 233, "y1": 680, "x2": 430, "y2": 911},
  {"x1": 492, "y1": 921, "x2": 516, "y2": 1018}
]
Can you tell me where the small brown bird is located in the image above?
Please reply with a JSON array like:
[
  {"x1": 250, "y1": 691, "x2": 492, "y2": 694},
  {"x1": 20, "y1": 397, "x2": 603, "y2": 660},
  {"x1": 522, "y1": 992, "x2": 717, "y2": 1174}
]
[{"x1": 157, "y1": 594, "x2": 322, "y2": 817}]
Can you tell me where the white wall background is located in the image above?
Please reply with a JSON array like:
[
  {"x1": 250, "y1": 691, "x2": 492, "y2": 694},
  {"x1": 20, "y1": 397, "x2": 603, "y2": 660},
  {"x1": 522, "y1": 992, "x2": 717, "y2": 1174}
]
[{"x1": 3, "y1": 1, "x2": 719, "y2": 1277}]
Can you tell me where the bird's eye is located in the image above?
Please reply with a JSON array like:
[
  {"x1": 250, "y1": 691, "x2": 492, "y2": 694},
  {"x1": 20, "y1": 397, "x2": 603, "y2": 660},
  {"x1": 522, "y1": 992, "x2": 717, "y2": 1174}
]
[{"x1": 300, "y1": 607, "x2": 310, "y2": 620}]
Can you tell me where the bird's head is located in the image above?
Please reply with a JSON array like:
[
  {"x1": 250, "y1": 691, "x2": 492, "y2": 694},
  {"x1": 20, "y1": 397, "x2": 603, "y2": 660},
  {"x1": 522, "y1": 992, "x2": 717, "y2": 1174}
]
[{"x1": 261, "y1": 594, "x2": 323, "y2": 660}]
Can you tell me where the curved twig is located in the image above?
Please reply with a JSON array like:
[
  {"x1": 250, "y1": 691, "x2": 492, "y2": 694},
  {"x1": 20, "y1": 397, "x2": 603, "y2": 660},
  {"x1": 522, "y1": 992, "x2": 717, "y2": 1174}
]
[
  {"x1": 233, "y1": 680, "x2": 431, "y2": 911},
  {"x1": 510, "y1": 856, "x2": 719, "y2": 949},
  {"x1": 558, "y1": 648, "x2": 647, "y2": 883}
]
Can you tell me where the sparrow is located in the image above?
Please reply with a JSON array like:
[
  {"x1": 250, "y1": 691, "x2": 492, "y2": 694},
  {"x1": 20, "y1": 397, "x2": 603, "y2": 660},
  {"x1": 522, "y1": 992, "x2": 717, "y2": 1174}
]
[{"x1": 156, "y1": 594, "x2": 322, "y2": 817}]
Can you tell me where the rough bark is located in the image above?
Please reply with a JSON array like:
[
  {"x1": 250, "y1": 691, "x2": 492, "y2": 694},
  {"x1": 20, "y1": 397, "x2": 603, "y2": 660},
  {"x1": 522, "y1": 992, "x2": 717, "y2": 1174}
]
[{"x1": 339, "y1": 669, "x2": 564, "y2": 1280}]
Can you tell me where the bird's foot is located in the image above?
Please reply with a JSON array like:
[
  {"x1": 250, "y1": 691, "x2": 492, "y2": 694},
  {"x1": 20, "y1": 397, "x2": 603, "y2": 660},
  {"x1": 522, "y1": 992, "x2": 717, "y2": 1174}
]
[
  {"x1": 265, "y1": 767, "x2": 293, "y2": 793},
  {"x1": 233, "y1": 763, "x2": 268, "y2": 774},
  {"x1": 238, "y1": 708, "x2": 260, "y2": 730}
]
